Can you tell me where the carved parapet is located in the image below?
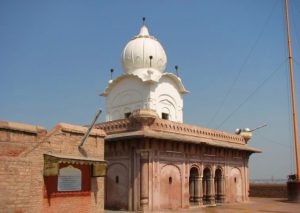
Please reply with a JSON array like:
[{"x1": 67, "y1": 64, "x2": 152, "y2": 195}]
[
  {"x1": 150, "y1": 119, "x2": 245, "y2": 144},
  {"x1": 96, "y1": 113, "x2": 251, "y2": 146},
  {"x1": 96, "y1": 119, "x2": 136, "y2": 134},
  {"x1": 239, "y1": 131, "x2": 253, "y2": 143}
]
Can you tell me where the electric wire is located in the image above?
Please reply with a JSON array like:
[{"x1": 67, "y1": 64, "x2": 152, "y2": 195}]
[
  {"x1": 256, "y1": 132, "x2": 289, "y2": 148},
  {"x1": 294, "y1": 59, "x2": 300, "y2": 68},
  {"x1": 207, "y1": 1, "x2": 279, "y2": 127},
  {"x1": 291, "y1": 0, "x2": 300, "y2": 58},
  {"x1": 291, "y1": 0, "x2": 300, "y2": 17},
  {"x1": 217, "y1": 59, "x2": 288, "y2": 129}
]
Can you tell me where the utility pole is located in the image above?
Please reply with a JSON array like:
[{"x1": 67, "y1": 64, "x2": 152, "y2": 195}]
[{"x1": 285, "y1": 0, "x2": 300, "y2": 180}]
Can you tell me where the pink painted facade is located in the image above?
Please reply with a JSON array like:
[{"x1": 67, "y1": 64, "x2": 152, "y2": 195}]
[
  {"x1": 99, "y1": 22, "x2": 260, "y2": 212},
  {"x1": 97, "y1": 109, "x2": 260, "y2": 212}
]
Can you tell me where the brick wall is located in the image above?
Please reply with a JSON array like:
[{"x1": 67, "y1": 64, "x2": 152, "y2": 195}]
[
  {"x1": 0, "y1": 159, "x2": 32, "y2": 213},
  {"x1": 0, "y1": 121, "x2": 106, "y2": 213},
  {"x1": 249, "y1": 183, "x2": 287, "y2": 198}
]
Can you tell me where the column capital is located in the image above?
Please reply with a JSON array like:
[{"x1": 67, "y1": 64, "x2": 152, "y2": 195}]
[{"x1": 140, "y1": 151, "x2": 149, "y2": 159}]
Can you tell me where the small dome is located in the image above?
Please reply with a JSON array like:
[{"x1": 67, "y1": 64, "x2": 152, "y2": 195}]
[{"x1": 121, "y1": 25, "x2": 167, "y2": 74}]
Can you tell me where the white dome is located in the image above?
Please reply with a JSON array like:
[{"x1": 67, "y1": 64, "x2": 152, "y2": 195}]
[{"x1": 121, "y1": 25, "x2": 167, "y2": 74}]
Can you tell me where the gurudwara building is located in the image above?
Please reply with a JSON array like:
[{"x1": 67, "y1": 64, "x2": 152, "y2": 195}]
[
  {"x1": 0, "y1": 22, "x2": 260, "y2": 213},
  {"x1": 96, "y1": 23, "x2": 260, "y2": 212}
]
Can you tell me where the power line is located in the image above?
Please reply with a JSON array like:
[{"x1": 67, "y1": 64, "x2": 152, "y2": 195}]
[
  {"x1": 256, "y1": 132, "x2": 289, "y2": 148},
  {"x1": 291, "y1": 0, "x2": 300, "y2": 16},
  {"x1": 207, "y1": 1, "x2": 279, "y2": 127},
  {"x1": 293, "y1": 59, "x2": 300, "y2": 68},
  {"x1": 290, "y1": 0, "x2": 300, "y2": 55},
  {"x1": 217, "y1": 59, "x2": 288, "y2": 129}
]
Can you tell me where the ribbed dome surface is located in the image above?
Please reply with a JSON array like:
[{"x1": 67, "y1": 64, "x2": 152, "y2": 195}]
[{"x1": 121, "y1": 25, "x2": 167, "y2": 74}]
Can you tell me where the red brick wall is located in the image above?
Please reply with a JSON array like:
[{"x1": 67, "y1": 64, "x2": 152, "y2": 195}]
[
  {"x1": 0, "y1": 158, "x2": 32, "y2": 213},
  {"x1": 43, "y1": 196, "x2": 93, "y2": 213},
  {"x1": 0, "y1": 122, "x2": 105, "y2": 213}
]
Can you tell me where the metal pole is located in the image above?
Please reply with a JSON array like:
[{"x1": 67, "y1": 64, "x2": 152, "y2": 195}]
[
  {"x1": 149, "y1": 56, "x2": 153, "y2": 67},
  {"x1": 175, "y1": 65, "x2": 179, "y2": 77},
  {"x1": 110, "y1": 69, "x2": 114, "y2": 80},
  {"x1": 78, "y1": 109, "x2": 102, "y2": 148},
  {"x1": 285, "y1": 0, "x2": 300, "y2": 179},
  {"x1": 250, "y1": 124, "x2": 267, "y2": 132}
]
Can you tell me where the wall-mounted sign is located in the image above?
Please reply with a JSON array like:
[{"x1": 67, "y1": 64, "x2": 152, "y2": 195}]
[
  {"x1": 43, "y1": 154, "x2": 106, "y2": 178},
  {"x1": 43, "y1": 155, "x2": 59, "y2": 176},
  {"x1": 91, "y1": 162, "x2": 107, "y2": 177},
  {"x1": 58, "y1": 165, "x2": 82, "y2": 191}
]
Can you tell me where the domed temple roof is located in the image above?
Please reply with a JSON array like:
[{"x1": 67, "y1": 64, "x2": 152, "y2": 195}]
[
  {"x1": 121, "y1": 25, "x2": 167, "y2": 75},
  {"x1": 101, "y1": 72, "x2": 189, "y2": 97}
]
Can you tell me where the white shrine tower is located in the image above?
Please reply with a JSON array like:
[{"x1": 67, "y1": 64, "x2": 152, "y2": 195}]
[
  {"x1": 101, "y1": 22, "x2": 188, "y2": 122},
  {"x1": 97, "y1": 20, "x2": 259, "y2": 212}
]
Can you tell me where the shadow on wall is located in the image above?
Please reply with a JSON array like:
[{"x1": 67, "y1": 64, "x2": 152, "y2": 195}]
[{"x1": 105, "y1": 163, "x2": 129, "y2": 210}]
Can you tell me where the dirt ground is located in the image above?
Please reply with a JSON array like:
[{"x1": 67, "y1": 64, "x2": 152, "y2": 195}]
[{"x1": 105, "y1": 197, "x2": 300, "y2": 213}]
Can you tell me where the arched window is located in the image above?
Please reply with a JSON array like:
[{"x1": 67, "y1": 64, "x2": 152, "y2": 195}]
[{"x1": 162, "y1": 112, "x2": 169, "y2": 120}]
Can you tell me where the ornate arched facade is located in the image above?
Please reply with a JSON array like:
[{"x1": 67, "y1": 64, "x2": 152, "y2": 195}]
[
  {"x1": 99, "y1": 114, "x2": 259, "y2": 212},
  {"x1": 98, "y1": 22, "x2": 259, "y2": 212}
]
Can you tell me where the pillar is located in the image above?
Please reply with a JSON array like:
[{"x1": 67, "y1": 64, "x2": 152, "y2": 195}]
[
  {"x1": 199, "y1": 177, "x2": 203, "y2": 204},
  {"x1": 215, "y1": 176, "x2": 223, "y2": 203},
  {"x1": 189, "y1": 177, "x2": 195, "y2": 202},
  {"x1": 208, "y1": 178, "x2": 215, "y2": 205},
  {"x1": 203, "y1": 175, "x2": 211, "y2": 204},
  {"x1": 220, "y1": 177, "x2": 225, "y2": 203},
  {"x1": 194, "y1": 176, "x2": 202, "y2": 205},
  {"x1": 140, "y1": 151, "x2": 149, "y2": 211}
]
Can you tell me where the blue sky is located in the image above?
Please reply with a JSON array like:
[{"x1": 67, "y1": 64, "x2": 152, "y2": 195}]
[{"x1": 1, "y1": 0, "x2": 300, "y2": 180}]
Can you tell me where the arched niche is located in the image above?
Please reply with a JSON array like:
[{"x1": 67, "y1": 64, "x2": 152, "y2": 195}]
[
  {"x1": 57, "y1": 165, "x2": 82, "y2": 192},
  {"x1": 159, "y1": 164, "x2": 182, "y2": 209},
  {"x1": 157, "y1": 94, "x2": 176, "y2": 121},
  {"x1": 229, "y1": 168, "x2": 243, "y2": 202},
  {"x1": 105, "y1": 163, "x2": 129, "y2": 210}
]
